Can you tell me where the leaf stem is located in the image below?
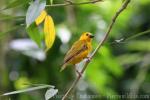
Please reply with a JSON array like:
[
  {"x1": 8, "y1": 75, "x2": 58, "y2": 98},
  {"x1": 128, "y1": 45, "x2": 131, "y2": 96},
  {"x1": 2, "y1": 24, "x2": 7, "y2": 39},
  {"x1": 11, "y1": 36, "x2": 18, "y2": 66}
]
[{"x1": 46, "y1": 0, "x2": 103, "y2": 7}]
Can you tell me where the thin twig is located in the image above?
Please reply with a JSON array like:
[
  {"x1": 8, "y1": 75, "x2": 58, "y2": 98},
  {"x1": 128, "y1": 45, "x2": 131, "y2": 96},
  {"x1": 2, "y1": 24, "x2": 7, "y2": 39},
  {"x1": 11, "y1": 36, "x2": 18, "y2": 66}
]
[
  {"x1": 46, "y1": 0, "x2": 103, "y2": 7},
  {"x1": 125, "y1": 29, "x2": 150, "y2": 41},
  {"x1": 62, "y1": 0, "x2": 131, "y2": 100},
  {"x1": 110, "y1": 29, "x2": 150, "y2": 45}
]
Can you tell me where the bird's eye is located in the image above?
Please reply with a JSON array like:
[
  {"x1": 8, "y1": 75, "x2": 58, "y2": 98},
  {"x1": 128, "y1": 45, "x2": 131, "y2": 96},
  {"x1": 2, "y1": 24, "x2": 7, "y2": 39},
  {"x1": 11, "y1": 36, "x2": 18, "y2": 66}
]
[{"x1": 86, "y1": 34, "x2": 88, "y2": 36}]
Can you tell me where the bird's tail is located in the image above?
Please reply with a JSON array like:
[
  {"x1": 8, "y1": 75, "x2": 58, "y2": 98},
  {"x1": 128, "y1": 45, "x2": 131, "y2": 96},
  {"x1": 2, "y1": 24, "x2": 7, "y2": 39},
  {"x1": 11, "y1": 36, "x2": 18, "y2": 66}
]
[{"x1": 60, "y1": 63, "x2": 67, "y2": 72}]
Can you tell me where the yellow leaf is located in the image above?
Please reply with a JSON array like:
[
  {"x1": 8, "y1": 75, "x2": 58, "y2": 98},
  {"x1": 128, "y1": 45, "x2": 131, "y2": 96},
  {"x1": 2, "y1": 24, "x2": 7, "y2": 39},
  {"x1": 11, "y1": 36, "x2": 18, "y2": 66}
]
[
  {"x1": 35, "y1": 10, "x2": 47, "y2": 25},
  {"x1": 44, "y1": 15, "x2": 55, "y2": 52}
]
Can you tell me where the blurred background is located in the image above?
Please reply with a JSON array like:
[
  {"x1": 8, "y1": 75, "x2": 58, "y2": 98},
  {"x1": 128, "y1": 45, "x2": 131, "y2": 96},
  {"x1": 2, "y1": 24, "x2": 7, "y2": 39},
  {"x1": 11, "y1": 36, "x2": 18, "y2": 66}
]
[{"x1": 0, "y1": 0, "x2": 150, "y2": 100}]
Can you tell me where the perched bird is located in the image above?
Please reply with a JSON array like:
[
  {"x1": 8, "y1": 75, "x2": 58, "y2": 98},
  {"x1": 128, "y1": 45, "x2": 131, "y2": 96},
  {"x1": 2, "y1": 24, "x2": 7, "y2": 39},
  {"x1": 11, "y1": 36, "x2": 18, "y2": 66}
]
[{"x1": 60, "y1": 32, "x2": 94, "y2": 75}]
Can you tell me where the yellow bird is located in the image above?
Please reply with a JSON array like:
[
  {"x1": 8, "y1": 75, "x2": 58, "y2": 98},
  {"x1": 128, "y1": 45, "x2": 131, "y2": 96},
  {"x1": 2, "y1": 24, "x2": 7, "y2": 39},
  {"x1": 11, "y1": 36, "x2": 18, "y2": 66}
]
[{"x1": 60, "y1": 32, "x2": 94, "y2": 75}]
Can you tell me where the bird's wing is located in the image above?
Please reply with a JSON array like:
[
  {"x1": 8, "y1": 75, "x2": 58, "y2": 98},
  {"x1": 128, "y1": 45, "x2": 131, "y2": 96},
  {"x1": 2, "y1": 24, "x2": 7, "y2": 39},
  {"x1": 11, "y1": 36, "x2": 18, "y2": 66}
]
[{"x1": 64, "y1": 40, "x2": 87, "y2": 64}]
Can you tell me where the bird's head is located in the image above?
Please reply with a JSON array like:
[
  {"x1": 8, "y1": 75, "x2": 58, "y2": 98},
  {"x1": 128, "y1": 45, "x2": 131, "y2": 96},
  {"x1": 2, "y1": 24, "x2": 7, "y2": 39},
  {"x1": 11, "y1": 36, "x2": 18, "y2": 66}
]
[{"x1": 79, "y1": 32, "x2": 94, "y2": 42}]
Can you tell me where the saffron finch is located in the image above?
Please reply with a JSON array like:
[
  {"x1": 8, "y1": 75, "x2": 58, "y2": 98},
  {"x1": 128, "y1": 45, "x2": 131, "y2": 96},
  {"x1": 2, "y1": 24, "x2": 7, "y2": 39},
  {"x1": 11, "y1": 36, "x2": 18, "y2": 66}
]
[{"x1": 60, "y1": 32, "x2": 94, "y2": 75}]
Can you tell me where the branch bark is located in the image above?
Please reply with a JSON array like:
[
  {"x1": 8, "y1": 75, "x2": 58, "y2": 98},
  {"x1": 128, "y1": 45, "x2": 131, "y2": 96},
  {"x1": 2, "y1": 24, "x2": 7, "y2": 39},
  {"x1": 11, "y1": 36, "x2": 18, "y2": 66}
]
[
  {"x1": 46, "y1": 0, "x2": 103, "y2": 7},
  {"x1": 62, "y1": 0, "x2": 131, "y2": 100}
]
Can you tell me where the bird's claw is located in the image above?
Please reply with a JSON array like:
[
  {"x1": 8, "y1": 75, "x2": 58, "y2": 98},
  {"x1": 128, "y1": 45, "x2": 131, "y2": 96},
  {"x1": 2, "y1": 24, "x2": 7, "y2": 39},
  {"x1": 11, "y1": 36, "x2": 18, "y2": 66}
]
[
  {"x1": 76, "y1": 70, "x2": 82, "y2": 77},
  {"x1": 86, "y1": 57, "x2": 91, "y2": 62}
]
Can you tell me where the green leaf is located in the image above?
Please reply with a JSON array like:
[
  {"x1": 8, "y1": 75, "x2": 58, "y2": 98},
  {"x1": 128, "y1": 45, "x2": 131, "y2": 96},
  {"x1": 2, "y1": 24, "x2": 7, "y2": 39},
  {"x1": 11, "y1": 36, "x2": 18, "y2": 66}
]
[
  {"x1": 1, "y1": 0, "x2": 30, "y2": 10},
  {"x1": 26, "y1": 0, "x2": 46, "y2": 27},
  {"x1": 26, "y1": 23, "x2": 43, "y2": 47},
  {"x1": 50, "y1": 0, "x2": 53, "y2": 5},
  {"x1": 2, "y1": 85, "x2": 54, "y2": 96},
  {"x1": 45, "y1": 88, "x2": 58, "y2": 100},
  {"x1": 99, "y1": 46, "x2": 123, "y2": 77}
]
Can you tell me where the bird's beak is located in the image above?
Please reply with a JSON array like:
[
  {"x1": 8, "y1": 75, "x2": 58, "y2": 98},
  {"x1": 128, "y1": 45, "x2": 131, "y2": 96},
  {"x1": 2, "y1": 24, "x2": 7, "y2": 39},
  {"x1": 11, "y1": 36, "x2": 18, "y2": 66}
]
[{"x1": 89, "y1": 34, "x2": 94, "y2": 38}]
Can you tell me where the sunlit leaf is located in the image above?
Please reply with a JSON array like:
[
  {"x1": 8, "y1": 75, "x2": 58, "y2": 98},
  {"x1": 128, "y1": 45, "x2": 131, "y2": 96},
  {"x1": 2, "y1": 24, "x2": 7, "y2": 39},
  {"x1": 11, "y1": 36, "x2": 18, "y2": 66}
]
[
  {"x1": 26, "y1": 23, "x2": 43, "y2": 47},
  {"x1": 26, "y1": 0, "x2": 46, "y2": 27},
  {"x1": 44, "y1": 15, "x2": 55, "y2": 52},
  {"x1": 99, "y1": 46, "x2": 123, "y2": 77},
  {"x1": 35, "y1": 10, "x2": 47, "y2": 25},
  {"x1": 45, "y1": 88, "x2": 58, "y2": 100},
  {"x1": 50, "y1": 0, "x2": 53, "y2": 5},
  {"x1": 14, "y1": 77, "x2": 30, "y2": 89},
  {"x1": 86, "y1": 58, "x2": 117, "y2": 96}
]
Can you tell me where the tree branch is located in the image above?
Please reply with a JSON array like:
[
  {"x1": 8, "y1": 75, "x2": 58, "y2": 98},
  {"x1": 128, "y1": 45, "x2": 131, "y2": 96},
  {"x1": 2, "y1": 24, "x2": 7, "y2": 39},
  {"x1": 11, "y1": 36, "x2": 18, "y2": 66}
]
[
  {"x1": 46, "y1": 0, "x2": 103, "y2": 7},
  {"x1": 62, "y1": 0, "x2": 131, "y2": 100}
]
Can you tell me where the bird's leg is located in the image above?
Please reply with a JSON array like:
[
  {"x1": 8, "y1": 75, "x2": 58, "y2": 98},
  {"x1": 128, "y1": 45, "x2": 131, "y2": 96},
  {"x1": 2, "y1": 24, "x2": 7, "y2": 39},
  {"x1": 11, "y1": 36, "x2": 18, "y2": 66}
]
[
  {"x1": 74, "y1": 64, "x2": 82, "y2": 77},
  {"x1": 85, "y1": 56, "x2": 91, "y2": 62}
]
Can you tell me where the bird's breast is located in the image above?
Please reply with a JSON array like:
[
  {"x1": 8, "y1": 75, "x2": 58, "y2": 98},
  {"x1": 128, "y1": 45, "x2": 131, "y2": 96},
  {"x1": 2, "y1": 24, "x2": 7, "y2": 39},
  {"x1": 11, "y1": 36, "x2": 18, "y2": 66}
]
[{"x1": 71, "y1": 42, "x2": 92, "y2": 65}]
